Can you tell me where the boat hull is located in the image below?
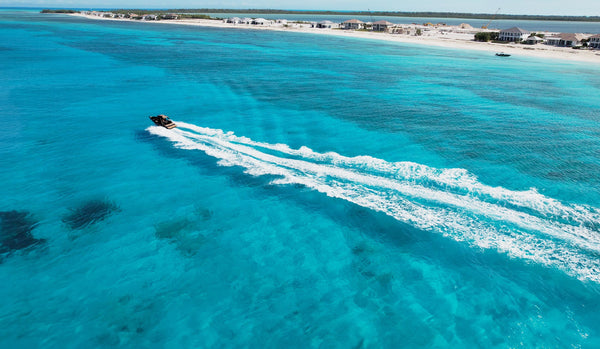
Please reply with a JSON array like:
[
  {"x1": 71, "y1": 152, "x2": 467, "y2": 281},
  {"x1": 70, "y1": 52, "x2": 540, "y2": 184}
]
[{"x1": 149, "y1": 115, "x2": 177, "y2": 129}]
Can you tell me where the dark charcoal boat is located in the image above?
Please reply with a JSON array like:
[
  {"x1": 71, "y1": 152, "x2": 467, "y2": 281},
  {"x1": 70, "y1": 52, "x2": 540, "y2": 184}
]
[
  {"x1": 495, "y1": 52, "x2": 511, "y2": 57},
  {"x1": 149, "y1": 114, "x2": 177, "y2": 129}
]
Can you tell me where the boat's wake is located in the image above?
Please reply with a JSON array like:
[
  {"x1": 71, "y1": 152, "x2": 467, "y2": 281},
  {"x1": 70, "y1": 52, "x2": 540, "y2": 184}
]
[{"x1": 148, "y1": 122, "x2": 600, "y2": 283}]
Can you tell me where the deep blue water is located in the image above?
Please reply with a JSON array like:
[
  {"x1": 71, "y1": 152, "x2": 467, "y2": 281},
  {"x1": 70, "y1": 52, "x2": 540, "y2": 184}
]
[{"x1": 2, "y1": 10, "x2": 600, "y2": 348}]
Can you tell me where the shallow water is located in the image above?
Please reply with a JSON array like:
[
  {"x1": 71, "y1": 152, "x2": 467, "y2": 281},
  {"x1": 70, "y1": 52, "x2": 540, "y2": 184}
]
[{"x1": 1, "y1": 10, "x2": 600, "y2": 348}]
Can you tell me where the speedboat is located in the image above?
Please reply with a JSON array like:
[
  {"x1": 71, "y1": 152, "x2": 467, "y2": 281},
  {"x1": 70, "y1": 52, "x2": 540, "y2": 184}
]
[
  {"x1": 149, "y1": 114, "x2": 177, "y2": 129},
  {"x1": 495, "y1": 52, "x2": 511, "y2": 57}
]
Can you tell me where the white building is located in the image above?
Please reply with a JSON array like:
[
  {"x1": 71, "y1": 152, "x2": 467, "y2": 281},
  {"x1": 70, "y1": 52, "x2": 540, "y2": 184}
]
[
  {"x1": 161, "y1": 14, "x2": 178, "y2": 20},
  {"x1": 498, "y1": 27, "x2": 530, "y2": 42},
  {"x1": 589, "y1": 34, "x2": 600, "y2": 48},
  {"x1": 316, "y1": 20, "x2": 337, "y2": 29},
  {"x1": 524, "y1": 35, "x2": 544, "y2": 45},
  {"x1": 545, "y1": 33, "x2": 585, "y2": 47},
  {"x1": 372, "y1": 20, "x2": 395, "y2": 32},
  {"x1": 252, "y1": 18, "x2": 269, "y2": 25},
  {"x1": 342, "y1": 19, "x2": 364, "y2": 30}
]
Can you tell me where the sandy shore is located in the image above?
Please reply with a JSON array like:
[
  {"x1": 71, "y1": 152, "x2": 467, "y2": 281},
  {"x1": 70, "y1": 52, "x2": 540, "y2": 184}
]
[{"x1": 71, "y1": 13, "x2": 600, "y2": 64}]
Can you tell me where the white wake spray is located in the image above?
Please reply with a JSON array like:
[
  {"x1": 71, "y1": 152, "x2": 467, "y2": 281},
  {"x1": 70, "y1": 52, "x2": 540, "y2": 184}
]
[{"x1": 148, "y1": 122, "x2": 600, "y2": 283}]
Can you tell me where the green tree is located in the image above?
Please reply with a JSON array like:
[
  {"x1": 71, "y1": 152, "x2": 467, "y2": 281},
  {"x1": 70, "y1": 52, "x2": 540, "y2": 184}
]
[{"x1": 474, "y1": 32, "x2": 491, "y2": 41}]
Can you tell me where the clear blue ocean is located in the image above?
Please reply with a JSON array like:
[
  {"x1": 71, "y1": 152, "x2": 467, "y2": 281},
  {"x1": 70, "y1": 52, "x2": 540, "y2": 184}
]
[{"x1": 2, "y1": 9, "x2": 600, "y2": 348}]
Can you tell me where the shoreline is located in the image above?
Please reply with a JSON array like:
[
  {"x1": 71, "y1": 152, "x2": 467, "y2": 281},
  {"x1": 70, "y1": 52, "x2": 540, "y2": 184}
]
[{"x1": 70, "y1": 13, "x2": 600, "y2": 64}]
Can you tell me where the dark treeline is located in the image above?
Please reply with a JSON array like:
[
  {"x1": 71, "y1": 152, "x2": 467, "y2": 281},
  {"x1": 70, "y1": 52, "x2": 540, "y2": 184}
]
[
  {"x1": 40, "y1": 9, "x2": 77, "y2": 14},
  {"x1": 108, "y1": 9, "x2": 211, "y2": 17},
  {"x1": 114, "y1": 9, "x2": 600, "y2": 22},
  {"x1": 41, "y1": 8, "x2": 600, "y2": 22}
]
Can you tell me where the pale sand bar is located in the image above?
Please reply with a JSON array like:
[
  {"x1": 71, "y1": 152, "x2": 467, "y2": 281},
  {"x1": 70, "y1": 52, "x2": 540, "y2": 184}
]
[{"x1": 71, "y1": 13, "x2": 600, "y2": 64}]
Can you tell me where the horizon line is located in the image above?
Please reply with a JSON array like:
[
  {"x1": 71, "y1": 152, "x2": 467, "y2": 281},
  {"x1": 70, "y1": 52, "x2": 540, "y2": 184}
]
[{"x1": 4, "y1": 7, "x2": 600, "y2": 18}]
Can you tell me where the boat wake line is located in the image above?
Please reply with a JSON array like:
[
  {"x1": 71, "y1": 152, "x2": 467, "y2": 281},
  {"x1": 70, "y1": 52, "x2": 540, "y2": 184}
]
[{"x1": 148, "y1": 122, "x2": 600, "y2": 283}]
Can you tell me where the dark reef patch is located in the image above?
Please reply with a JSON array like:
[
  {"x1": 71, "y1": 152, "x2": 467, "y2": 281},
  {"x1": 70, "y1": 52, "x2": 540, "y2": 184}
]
[
  {"x1": 95, "y1": 294, "x2": 162, "y2": 347},
  {"x1": 155, "y1": 217, "x2": 208, "y2": 256},
  {"x1": 63, "y1": 199, "x2": 120, "y2": 230},
  {"x1": 154, "y1": 218, "x2": 194, "y2": 241},
  {"x1": 195, "y1": 207, "x2": 213, "y2": 221},
  {"x1": 0, "y1": 210, "x2": 46, "y2": 253},
  {"x1": 154, "y1": 209, "x2": 214, "y2": 256}
]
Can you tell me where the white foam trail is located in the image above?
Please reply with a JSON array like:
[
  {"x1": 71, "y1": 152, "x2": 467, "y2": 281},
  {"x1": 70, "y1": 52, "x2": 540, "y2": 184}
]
[
  {"x1": 148, "y1": 123, "x2": 600, "y2": 283},
  {"x1": 175, "y1": 123, "x2": 600, "y2": 224}
]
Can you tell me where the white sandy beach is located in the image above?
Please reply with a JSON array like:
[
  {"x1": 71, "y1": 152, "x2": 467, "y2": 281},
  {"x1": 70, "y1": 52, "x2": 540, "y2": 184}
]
[{"x1": 71, "y1": 13, "x2": 600, "y2": 63}]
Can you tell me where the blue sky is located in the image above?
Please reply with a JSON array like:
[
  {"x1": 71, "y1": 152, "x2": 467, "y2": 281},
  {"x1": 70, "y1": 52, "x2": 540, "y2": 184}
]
[{"x1": 3, "y1": 0, "x2": 599, "y2": 16}]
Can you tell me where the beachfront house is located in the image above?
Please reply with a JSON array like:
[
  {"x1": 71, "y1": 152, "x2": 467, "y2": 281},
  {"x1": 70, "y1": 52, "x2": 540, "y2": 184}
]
[
  {"x1": 525, "y1": 35, "x2": 544, "y2": 45},
  {"x1": 252, "y1": 18, "x2": 269, "y2": 25},
  {"x1": 589, "y1": 34, "x2": 600, "y2": 48},
  {"x1": 316, "y1": 20, "x2": 337, "y2": 29},
  {"x1": 240, "y1": 17, "x2": 253, "y2": 24},
  {"x1": 545, "y1": 33, "x2": 585, "y2": 47},
  {"x1": 372, "y1": 20, "x2": 395, "y2": 32},
  {"x1": 498, "y1": 27, "x2": 530, "y2": 42},
  {"x1": 161, "y1": 14, "x2": 178, "y2": 20},
  {"x1": 342, "y1": 19, "x2": 364, "y2": 30},
  {"x1": 142, "y1": 14, "x2": 157, "y2": 21},
  {"x1": 226, "y1": 17, "x2": 241, "y2": 24}
]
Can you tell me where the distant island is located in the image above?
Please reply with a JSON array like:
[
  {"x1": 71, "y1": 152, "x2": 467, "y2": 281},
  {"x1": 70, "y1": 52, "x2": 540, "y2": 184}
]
[
  {"x1": 40, "y1": 9, "x2": 77, "y2": 14},
  {"x1": 41, "y1": 8, "x2": 600, "y2": 22}
]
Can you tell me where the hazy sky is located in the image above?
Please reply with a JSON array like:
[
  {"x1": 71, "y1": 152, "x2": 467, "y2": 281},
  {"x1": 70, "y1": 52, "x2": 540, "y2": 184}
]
[{"x1": 3, "y1": 0, "x2": 600, "y2": 16}]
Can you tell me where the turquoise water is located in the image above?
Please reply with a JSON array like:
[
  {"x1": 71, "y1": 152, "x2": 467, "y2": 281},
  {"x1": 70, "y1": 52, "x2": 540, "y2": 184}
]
[{"x1": 2, "y1": 10, "x2": 600, "y2": 348}]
